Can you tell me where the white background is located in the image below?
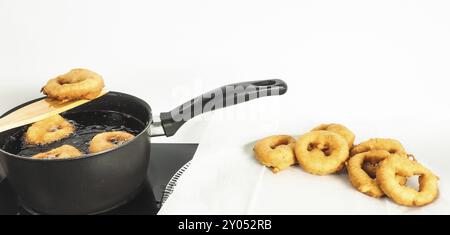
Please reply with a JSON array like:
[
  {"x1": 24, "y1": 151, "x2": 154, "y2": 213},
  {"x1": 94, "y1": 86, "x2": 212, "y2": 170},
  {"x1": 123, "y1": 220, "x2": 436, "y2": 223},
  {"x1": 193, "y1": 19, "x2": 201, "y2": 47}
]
[
  {"x1": 1, "y1": 0, "x2": 449, "y2": 143},
  {"x1": 1, "y1": 0, "x2": 450, "y2": 214}
]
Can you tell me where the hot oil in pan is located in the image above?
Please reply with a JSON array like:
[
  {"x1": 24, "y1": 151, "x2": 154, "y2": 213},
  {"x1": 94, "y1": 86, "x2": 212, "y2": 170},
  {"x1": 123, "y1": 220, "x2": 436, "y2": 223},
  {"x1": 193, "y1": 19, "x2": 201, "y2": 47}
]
[{"x1": 5, "y1": 111, "x2": 145, "y2": 157}]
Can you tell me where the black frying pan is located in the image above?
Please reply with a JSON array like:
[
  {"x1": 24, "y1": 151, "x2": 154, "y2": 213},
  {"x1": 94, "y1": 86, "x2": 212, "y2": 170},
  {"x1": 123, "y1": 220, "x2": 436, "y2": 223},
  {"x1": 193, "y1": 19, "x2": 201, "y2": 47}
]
[{"x1": 0, "y1": 79, "x2": 287, "y2": 214}]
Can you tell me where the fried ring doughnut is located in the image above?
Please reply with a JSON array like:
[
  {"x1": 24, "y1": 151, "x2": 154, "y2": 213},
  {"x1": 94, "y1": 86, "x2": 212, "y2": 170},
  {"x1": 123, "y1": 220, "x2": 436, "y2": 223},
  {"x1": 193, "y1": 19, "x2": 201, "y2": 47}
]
[
  {"x1": 295, "y1": 131, "x2": 349, "y2": 175},
  {"x1": 31, "y1": 145, "x2": 83, "y2": 159},
  {"x1": 351, "y1": 138, "x2": 408, "y2": 177},
  {"x1": 42, "y1": 68, "x2": 104, "y2": 101},
  {"x1": 89, "y1": 131, "x2": 135, "y2": 153},
  {"x1": 25, "y1": 115, "x2": 75, "y2": 145},
  {"x1": 348, "y1": 150, "x2": 406, "y2": 198},
  {"x1": 253, "y1": 135, "x2": 296, "y2": 173},
  {"x1": 311, "y1": 123, "x2": 355, "y2": 148},
  {"x1": 376, "y1": 154, "x2": 439, "y2": 206},
  {"x1": 351, "y1": 138, "x2": 407, "y2": 156}
]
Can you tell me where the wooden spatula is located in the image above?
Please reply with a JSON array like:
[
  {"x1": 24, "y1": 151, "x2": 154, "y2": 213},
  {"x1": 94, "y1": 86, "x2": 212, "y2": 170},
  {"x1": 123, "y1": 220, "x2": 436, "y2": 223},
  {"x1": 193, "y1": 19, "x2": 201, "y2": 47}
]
[{"x1": 0, "y1": 89, "x2": 108, "y2": 133}]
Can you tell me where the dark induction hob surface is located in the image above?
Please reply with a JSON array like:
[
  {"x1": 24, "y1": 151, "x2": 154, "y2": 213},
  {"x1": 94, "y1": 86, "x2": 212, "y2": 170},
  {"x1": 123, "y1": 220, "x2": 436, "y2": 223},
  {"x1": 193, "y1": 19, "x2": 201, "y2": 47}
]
[{"x1": 0, "y1": 143, "x2": 197, "y2": 215}]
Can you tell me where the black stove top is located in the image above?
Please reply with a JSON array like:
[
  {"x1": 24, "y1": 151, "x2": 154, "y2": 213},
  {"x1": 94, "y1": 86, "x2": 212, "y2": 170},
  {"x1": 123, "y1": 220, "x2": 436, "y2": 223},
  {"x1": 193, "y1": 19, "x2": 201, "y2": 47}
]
[{"x1": 0, "y1": 143, "x2": 197, "y2": 215}]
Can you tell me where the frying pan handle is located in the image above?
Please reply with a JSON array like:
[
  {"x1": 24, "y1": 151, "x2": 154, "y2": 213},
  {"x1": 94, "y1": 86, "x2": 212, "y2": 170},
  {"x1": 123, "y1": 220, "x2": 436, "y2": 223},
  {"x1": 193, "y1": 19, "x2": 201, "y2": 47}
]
[{"x1": 152, "y1": 79, "x2": 287, "y2": 137}]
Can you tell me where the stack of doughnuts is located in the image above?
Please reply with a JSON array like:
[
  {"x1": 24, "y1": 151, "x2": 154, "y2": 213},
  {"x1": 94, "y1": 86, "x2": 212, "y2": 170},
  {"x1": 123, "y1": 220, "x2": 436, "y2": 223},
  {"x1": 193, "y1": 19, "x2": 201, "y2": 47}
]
[{"x1": 253, "y1": 123, "x2": 439, "y2": 207}]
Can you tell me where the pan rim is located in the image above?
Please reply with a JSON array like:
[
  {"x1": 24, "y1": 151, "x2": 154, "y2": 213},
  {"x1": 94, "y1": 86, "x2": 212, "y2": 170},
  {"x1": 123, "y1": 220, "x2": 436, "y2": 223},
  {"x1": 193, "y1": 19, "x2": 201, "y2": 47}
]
[{"x1": 0, "y1": 91, "x2": 152, "y2": 162}]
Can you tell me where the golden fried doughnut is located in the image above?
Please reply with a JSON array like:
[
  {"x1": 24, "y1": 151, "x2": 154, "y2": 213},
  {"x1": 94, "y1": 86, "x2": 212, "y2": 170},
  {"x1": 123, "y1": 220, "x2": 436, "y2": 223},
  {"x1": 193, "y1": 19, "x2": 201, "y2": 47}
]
[
  {"x1": 295, "y1": 131, "x2": 349, "y2": 175},
  {"x1": 89, "y1": 131, "x2": 135, "y2": 153},
  {"x1": 376, "y1": 154, "x2": 439, "y2": 207},
  {"x1": 25, "y1": 115, "x2": 75, "y2": 145},
  {"x1": 351, "y1": 138, "x2": 407, "y2": 157},
  {"x1": 351, "y1": 138, "x2": 408, "y2": 177},
  {"x1": 42, "y1": 68, "x2": 104, "y2": 101},
  {"x1": 31, "y1": 145, "x2": 83, "y2": 159},
  {"x1": 347, "y1": 150, "x2": 406, "y2": 198},
  {"x1": 253, "y1": 135, "x2": 296, "y2": 173},
  {"x1": 311, "y1": 123, "x2": 355, "y2": 148}
]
